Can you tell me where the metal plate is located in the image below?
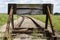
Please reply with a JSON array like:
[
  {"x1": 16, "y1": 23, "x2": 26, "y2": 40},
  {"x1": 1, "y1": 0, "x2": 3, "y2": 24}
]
[{"x1": 8, "y1": 4, "x2": 53, "y2": 15}]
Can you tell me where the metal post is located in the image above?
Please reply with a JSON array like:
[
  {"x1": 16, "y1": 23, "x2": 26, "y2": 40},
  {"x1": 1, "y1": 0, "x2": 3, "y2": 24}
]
[
  {"x1": 45, "y1": 13, "x2": 50, "y2": 40},
  {"x1": 45, "y1": 14, "x2": 49, "y2": 29},
  {"x1": 47, "y1": 6, "x2": 57, "y2": 40},
  {"x1": 11, "y1": 12, "x2": 14, "y2": 29},
  {"x1": 5, "y1": 6, "x2": 13, "y2": 40},
  {"x1": 47, "y1": 6, "x2": 55, "y2": 35}
]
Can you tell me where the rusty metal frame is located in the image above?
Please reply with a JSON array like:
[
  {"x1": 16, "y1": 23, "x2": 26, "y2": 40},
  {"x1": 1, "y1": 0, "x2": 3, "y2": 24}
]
[
  {"x1": 6, "y1": 4, "x2": 57, "y2": 40},
  {"x1": 5, "y1": 5, "x2": 13, "y2": 40},
  {"x1": 45, "y1": 6, "x2": 57, "y2": 40}
]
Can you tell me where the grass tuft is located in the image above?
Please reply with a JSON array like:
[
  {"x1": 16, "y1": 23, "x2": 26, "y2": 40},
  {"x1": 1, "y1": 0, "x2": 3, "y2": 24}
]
[{"x1": 32, "y1": 15, "x2": 60, "y2": 31}]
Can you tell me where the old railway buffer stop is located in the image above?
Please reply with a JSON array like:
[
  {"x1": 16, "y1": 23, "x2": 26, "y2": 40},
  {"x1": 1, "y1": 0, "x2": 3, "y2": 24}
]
[{"x1": 4, "y1": 3, "x2": 58, "y2": 40}]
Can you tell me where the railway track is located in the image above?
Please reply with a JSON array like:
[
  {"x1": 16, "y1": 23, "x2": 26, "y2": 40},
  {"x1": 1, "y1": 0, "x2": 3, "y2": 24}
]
[
  {"x1": 7, "y1": 16, "x2": 59, "y2": 40},
  {"x1": 4, "y1": 5, "x2": 60, "y2": 40},
  {"x1": 4, "y1": 16, "x2": 60, "y2": 40},
  {"x1": 10, "y1": 16, "x2": 47, "y2": 40}
]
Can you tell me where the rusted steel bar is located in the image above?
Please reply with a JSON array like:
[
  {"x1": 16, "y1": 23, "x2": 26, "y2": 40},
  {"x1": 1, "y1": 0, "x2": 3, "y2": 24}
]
[
  {"x1": 17, "y1": 8, "x2": 42, "y2": 10},
  {"x1": 11, "y1": 12, "x2": 14, "y2": 29},
  {"x1": 47, "y1": 6, "x2": 57, "y2": 40},
  {"x1": 47, "y1": 6, "x2": 55, "y2": 35},
  {"x1": 5, "y1": 6, "x2": 13, "y2": 40},
  {"x1": 45, "y1": 14, "x2": 50, "y2": 40},
  {"x1": 18, "y1": 16, "x2": 24, "y2": 27},
  {"x1": 45, "y1": 14, "x2": 49, "y2": 29}
]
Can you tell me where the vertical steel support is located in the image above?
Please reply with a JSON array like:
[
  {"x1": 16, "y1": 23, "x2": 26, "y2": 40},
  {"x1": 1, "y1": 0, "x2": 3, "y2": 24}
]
[
  {"x1": 47, "y1": 6, "x2": 55, "y2": 35},
  {"x1": 44, "y1": 5, "x2": 51, "y2": 40},
  {"x1": 5, "y1": 6, "x2": 13, "y2": 40},
  {"x1": 47, "y1": 6, "x2": 57, "y2": 40},
  {"x1": 45, "y1": 14, "x2": 49, "y2": 29},
  {"x1": 45, "y1": 12, "x2": 51, "y2": 40},
  {"x1": 11, "y1": 12, "x2": 14, "y2": 29}
]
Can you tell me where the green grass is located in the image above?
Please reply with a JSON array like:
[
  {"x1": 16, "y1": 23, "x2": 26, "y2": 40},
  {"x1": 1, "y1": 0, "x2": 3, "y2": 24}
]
[
  {"x1": 0, "y1": 13, "x2": 8, "y2": 26},
  {"x1": 31, "y1": 15, "x2": 60, "y2": 31},
  {"x1": 0, "y1": 13, "x2": 60, "y2": 31},
  {"x1": 0, "y1": 13, "x2": 19, "y2": 26}
]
